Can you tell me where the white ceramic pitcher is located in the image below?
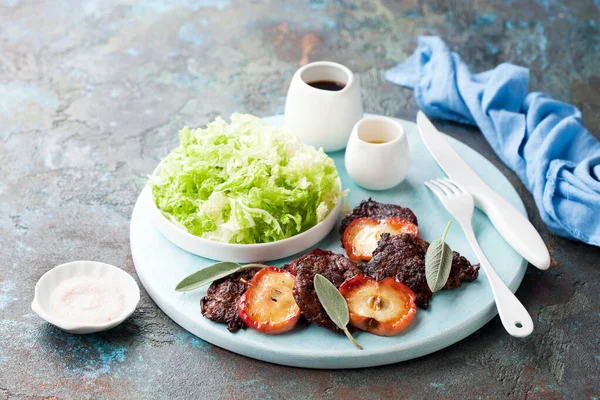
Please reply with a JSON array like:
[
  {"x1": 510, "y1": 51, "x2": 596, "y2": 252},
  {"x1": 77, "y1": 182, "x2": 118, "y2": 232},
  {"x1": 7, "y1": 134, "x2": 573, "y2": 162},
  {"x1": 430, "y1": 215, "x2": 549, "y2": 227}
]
[
  {"x1": 345, "y1": 116, "x2": 410, "y2": 191},
  {"x1": 284, "y1": 61, "x2": 363, "y2": 152}
]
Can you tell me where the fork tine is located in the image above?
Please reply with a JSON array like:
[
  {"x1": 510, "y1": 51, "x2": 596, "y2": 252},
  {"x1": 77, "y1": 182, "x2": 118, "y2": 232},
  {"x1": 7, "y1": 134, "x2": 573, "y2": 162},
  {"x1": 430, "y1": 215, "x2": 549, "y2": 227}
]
[
  {"x1": 439, "y1": 178, "x2": 461, "y2": 194},
  {"x1": 443, "y1": 178, "x2": 467, "y2": 194},
  {"x1": 430, "y1": 179, "x2": 453, "y2": 195},
  {"x1": 425, "y1": 181, "x2": 445, "y2": 200}
]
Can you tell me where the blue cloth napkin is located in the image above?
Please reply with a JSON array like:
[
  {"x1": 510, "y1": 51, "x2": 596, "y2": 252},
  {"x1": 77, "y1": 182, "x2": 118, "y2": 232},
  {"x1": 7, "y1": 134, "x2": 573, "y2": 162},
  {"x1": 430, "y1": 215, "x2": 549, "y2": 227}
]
[{"x1": 385, "y1": 36, "x2": 600, "y2": 246}]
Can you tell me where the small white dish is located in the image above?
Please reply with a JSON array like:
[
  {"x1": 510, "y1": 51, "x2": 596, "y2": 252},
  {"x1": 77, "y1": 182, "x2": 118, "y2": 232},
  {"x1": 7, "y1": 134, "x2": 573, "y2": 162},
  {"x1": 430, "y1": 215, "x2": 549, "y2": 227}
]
[
  {"x1": 148, "y1": 184, "x2": 342, "y2": 262},
  {"x1": 284, "y1": 61, "x2": 363, "y2": 152},
  {"x1": 31, "y1": 261, "x2": 140, "y2": 334},
  {"x1": 345, "y1": 116, "x2": 410, "y2": 190}
]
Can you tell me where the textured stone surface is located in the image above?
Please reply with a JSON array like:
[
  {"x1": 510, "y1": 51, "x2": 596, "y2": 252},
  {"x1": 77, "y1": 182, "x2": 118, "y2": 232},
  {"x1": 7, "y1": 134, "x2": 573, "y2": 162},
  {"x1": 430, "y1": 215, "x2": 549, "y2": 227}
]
[{"x1": 1, "y1": 0, "x2": 599, "y2": 399}]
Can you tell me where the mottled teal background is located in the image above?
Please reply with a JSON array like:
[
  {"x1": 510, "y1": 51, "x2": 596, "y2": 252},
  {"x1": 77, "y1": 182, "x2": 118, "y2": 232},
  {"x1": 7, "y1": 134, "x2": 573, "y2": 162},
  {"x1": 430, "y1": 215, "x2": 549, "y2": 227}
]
[{"x1": 1, "y1": 0, "x2": 599, "y2": 399}]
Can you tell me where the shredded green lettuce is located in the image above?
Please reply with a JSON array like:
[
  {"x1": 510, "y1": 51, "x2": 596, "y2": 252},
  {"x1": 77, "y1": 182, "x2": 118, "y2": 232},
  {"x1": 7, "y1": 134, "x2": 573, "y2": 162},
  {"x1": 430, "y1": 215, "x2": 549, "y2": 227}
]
[{"x1": 149, "y1": 113, "x2": 342, "y2": 244}]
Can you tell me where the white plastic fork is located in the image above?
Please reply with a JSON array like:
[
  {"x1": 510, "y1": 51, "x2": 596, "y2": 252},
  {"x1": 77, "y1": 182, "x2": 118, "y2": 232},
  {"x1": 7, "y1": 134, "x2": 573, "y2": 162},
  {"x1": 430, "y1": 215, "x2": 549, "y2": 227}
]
[{"x1": 425, "y1": 178, "x2": 534, "y2": 338}]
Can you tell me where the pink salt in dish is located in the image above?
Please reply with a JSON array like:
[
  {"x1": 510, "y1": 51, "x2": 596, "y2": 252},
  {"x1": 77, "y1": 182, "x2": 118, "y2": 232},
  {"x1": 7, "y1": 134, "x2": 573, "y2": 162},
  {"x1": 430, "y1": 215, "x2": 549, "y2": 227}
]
[
  {"x1": 32, "y1": 261, "x2": 140, "y2": 334},
  {"x1": 50, "y1": 277, "x2": 126, "y2": 325}
]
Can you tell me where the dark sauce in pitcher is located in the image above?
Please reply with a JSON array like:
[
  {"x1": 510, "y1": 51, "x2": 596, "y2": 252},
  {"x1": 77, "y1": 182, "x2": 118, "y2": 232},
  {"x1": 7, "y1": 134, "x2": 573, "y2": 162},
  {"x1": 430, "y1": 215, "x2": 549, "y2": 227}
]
[{"x1": 307, "y1": 80, "x2": 346, "y2": 91}]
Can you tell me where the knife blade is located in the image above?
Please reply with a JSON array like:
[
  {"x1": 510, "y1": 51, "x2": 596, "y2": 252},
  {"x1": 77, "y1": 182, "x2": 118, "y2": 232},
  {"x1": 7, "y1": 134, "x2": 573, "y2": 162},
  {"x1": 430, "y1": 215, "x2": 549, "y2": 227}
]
[{"x1": 416, "y1": 111, "x2": 550, "y2": 270}]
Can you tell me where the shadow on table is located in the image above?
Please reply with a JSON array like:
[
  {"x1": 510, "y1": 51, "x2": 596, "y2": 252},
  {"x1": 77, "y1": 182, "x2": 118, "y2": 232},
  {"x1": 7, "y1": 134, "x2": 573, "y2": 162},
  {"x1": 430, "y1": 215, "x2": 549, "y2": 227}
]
[{"x1": 37, "y1": 317, "x2": 141, "y2": 371}]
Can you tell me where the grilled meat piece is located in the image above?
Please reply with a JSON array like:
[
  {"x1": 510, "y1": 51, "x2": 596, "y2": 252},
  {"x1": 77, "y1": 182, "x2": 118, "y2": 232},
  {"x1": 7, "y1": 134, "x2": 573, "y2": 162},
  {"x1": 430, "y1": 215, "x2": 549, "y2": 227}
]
[
  {"x1": 446, "y1": 252, "x2": 480, "y2": 288},
  {"x1": 340, "y1": 198, "x2": 418, "y2": 240},
  {"x1": 292, "y1": 249, "x2": 360, "y2": 333},
  {"x1": 361, "y1": 233, "x2": 479, "y2": 309},
  {"x1": 200, "y1": 267, "x2": 261, "y2": 332}
]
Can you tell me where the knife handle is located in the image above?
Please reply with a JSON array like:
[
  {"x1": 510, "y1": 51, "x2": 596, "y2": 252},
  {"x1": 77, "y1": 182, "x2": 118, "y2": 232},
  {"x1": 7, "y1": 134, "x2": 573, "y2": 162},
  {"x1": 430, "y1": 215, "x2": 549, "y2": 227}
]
[{"x1": 469, "y1": 186, "x2": 550, "y2": 270}]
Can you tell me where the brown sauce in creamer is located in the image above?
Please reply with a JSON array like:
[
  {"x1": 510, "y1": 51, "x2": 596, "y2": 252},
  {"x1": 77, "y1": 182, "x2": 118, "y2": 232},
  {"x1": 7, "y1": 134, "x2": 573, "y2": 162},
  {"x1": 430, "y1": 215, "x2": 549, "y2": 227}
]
[{"x1": 307, "y1": 80, "x2": 346, "y2": 91}]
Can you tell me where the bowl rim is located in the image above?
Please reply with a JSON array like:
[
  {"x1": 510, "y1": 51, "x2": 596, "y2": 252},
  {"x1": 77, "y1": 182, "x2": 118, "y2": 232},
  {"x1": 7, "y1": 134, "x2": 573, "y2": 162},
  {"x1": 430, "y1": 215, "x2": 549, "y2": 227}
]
[
  {"x1": 31, "y1": 260, "x2": 141, "y2": 332},
  {"x1": 148, "y1": 160, "x2": 344, "y2": 249}
]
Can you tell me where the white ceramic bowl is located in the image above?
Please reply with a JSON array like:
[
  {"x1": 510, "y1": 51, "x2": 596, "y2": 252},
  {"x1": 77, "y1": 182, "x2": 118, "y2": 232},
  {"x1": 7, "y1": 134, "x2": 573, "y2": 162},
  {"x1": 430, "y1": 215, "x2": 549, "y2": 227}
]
[
  {"x1": 31, "y1": 261, "x2": 140, "y2": 334},
  {"x1": 148, "y1": 184, "x2": 342, "y2": 263}
]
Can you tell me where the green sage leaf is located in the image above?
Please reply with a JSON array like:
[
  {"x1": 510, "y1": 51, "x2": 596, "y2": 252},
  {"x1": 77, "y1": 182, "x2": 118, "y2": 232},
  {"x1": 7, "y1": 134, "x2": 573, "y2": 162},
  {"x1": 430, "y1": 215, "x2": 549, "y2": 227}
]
[
  {"x1": 175, "y1": 262, "x2": 242, "y2": 292},
  {"x1": 314, "y1": 274, "x2": 363, "y2": 350},
  {"x1": 425, "y1": 220, "x2": 454, "y2": 293},
  {"x1": 314, "y1": 274, "x2": 349, "y2": 327}
]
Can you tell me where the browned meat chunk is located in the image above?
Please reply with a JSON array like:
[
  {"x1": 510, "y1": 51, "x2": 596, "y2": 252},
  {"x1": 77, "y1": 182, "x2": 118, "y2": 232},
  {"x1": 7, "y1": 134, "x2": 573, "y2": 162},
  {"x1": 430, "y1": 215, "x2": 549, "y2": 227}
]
[
  {"x1": 361, "y1": 233, "x2": 479, "y2": 309},
  {"x1": 292, "y1": 250, "x2": 360, "y2": 333},
  {"x1": 340, "y1": 198, "x2": 418, "y2": 239},
  {"x1": 200, "y1": 267, "x2": 261, "y2": 332}
]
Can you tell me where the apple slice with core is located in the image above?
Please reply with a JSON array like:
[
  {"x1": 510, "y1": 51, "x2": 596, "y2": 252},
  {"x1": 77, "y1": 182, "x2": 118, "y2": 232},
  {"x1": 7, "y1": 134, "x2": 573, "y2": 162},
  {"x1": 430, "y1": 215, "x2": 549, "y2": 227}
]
[
  {"x1": 339, "y1": 274, "x2": 417, "y2": 336},
  {"x1": 342, "y1": 217, "x2": 419, "y2": 261},
  {"x1": 237, "y1": 267, "x2": 300, "y2": 334}
]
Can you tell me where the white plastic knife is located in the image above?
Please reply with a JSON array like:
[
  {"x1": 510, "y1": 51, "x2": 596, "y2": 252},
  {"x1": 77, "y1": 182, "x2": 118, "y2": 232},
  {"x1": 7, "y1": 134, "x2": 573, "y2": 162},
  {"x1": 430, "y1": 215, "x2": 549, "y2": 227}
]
[{"x1": 416, "y1": 111, "x2": 550, "y2": 270}]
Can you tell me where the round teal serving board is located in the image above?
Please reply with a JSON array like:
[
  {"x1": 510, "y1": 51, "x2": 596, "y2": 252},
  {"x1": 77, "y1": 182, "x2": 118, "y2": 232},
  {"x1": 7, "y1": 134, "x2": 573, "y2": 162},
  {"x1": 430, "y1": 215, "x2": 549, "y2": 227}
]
[{"x1": 130, "y1": 115, "x2": 528, "y2": 369}]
